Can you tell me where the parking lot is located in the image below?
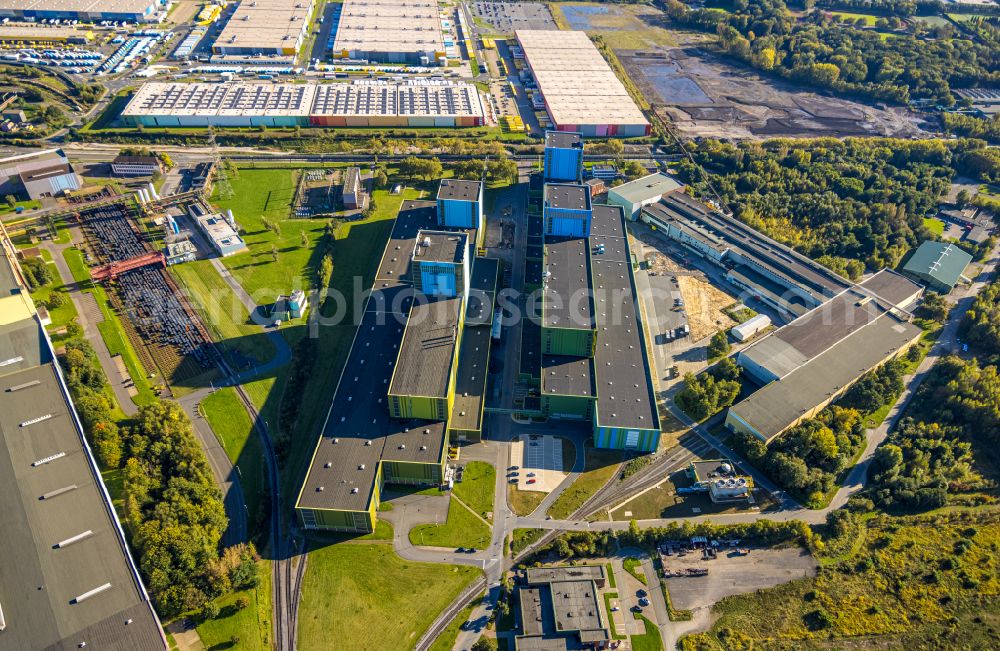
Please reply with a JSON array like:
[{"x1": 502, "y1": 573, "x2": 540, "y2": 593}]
[
  {"x1": 663, "y1": 546, "x2": 816, "y2": 612},
  {"x1": 470, "y1": 2, "x2": 557, "y2": 33},
  {"x1": 509, "y1": 434, "x2": 566, "y2": 492}
]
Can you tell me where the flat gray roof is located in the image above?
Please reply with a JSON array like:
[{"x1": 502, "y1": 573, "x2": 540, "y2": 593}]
[
  {"x1": 542, "y1": 235, "x2": 593, "y2": 330},
  {"x1": 526, "y1": 565, "x2": 606, "y2": 585},
  {"x1": 437, "y1": 178, "x2": 481, "y2": 202},
  {"x1": 0, "y1": 254, "x2": 163, "y2": 651},
  {"x1": 389, "y1": 295, "x2": 462, "y2": 399},
  {"x1": 739, "y1": 288, "x2": 894, "y2": 380},
  {"x1": 729, "y1": 309, "x2": 921, "y2": 441},
  {"x1": 549, "y1": 580, "x2": 606, "y2": 637},
  {"x1": 466, "y1": 257, "x2": 498, "y2": 327},
  {"x1": 413, "y1": 230, "x2": 466, "y2": 265},
  {"x1": 451, "y1": 258, "x2": 498, "y2": 432},
  {"x1": 858, "y1": 269, "x2": 922, "y2": 309},
  {"x1": 544, "y1": 130, "x2": 581, "y2": 149},
  {"x1": 542, "y1": 354, "x2": 594, "y2": 398},
  {"x1": 590, "y1": 205, "x2": 659, "y2": 431},
  {"x1": 545, "y1": 183, "x2": 590, "y2": 211},
  {"x1": 298, "y1": 202, "x2": 448, "y2": 513}
]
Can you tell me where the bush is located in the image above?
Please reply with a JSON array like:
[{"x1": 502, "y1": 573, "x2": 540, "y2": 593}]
[{"x1": 201, "y1": 601, "x2": 220, "y2": 622}]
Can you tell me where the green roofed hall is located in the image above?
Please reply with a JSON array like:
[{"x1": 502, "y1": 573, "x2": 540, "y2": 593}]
[{"x1": 901, "y1": 240, "x2": 972, "y2": 294}]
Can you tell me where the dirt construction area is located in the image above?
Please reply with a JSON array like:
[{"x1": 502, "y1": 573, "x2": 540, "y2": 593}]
[
  {"x1": 619, "y1": 46, "x2": 928, "y2": 140},
  {"x1": 644, "y1": 249, "x2": 736, "y2": 342},
  {"x1": 664, "y1": 547, "x2": 817, "y2": 612}
]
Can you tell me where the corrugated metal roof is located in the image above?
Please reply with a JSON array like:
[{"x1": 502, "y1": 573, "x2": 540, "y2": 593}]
[{"x1": 902, "y1": 241, "x2": 972, "y2": 289}]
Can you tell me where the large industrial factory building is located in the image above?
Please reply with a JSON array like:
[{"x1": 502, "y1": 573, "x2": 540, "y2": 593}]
[
  {"x1": 120, "y1": 80, "x2": 486, "y2": 128},
  {"x1": 211, "y1": 0, "x2": 314, "y2": 57},
  {"x1": 516, "y1": 29, "x2": 649, "y2": 137},
  {"x1": 296, "y1": 183, "x2": 498, "y2": 534},
  {"x1": 0, "y1": 0, "x2": 164, "y2": 23},
  {"x1": 331, "y1": 0, "x2": 445, "y2": 64}
]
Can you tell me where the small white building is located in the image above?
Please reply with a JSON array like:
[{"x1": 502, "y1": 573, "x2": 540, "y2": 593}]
[
  {"x1": 731, "y1": 314, "x2": 771, "y2": 342},
  {"x1": 607, "y1": 172, "x2": 683, "y2": 220}
]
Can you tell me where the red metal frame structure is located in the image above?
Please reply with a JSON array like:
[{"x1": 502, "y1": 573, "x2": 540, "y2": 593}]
[{"x1": 89, "y1": 251, "x2": 166, "y2": 281}]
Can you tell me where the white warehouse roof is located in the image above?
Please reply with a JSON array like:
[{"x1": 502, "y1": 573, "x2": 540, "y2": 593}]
[{"x1": 515, "y1": 29, "x2": 647, "y2": 130}]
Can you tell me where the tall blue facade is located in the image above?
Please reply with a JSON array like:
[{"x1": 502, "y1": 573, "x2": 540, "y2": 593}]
[
  {"x1": 543, "y1": 130, "x2": 583, "y2": 183},
  {"x1": 436, "y1": 179, "x2": 484, "y2": 245},
  {"x1": 543, "y1": 183, "x2": 592, "y2": 238}
]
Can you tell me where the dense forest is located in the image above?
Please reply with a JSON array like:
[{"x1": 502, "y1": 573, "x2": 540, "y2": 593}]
[
  {"x1": 869, "y1": 356, "x2": 999, "y2": 510},
  {"x1": 662, "y1": 0, "x2": 1000, "y2": 105},
  {"x1": 942, "y1": 114, "x2": 1000, "y2": 146},
  {"x1": 733, "y1": 405, "x2": 866, "y2": 507},
  {"x1": 677, "y1": 138, "x2": 968, "y2": 272},
  {"x1": 732, "y1": 360, "x2": 908, "y2": 506},
  {"x1": 959, "y1": 279, "x2": 1000, "y2": 358}
]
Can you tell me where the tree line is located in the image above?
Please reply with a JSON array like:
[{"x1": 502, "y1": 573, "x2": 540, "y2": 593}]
[
  {"x1": 523, "y1": 518, "x2": 811, "y2": 564},
  {"x1": 676, "y1": 138, "x2": 994, "y2": 273},
  {"x1": 59, "y1": 342, "x2": 256, "y2": 618},
  {"x1": 662, "y1": 0, "x2": 999, "y2": 105},
  {"x1": 869, "y1": 356, "x2": 997, "y2": 510},
  {"x1": 675, "y1": 357, "x2": 741, "y2": 421}
]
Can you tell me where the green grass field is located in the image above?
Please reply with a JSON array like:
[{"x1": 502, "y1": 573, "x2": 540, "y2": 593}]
[
  {"x1": 196, "y1": 560, "x2": 272, "y2": 650},
  {"x1": 623, "y1": 557, "x2": 647, "y2": 585},
  {"x1": 409, "y1": 491, "x2": 492, "y2": 549},
  {"x1": 508, "y1": 484, "x2": 546, "y2": 516},
  {"x1": 200, "y1": 387, "x2": 267, "y2": 533},
  {"x1": 923, "y1": 217, "x2": 946, "y2": 237},
  {"x1": 298, "y1": 544, "x2": 481, "y2": 650},
  {"x1": 831, "y1": 11, "x2": 878, "y2": 26},
  {"x1": 429, "y1": 591, "x2": 485, "y2": 651},
  {"x1": 170, "y1": 260, "x2": 276, "y2": 365},
  {"x1": 454, "y1": 461, "x2": 496, "y2": 521},
  {"x1": 630, "y1": 613, "x2": 663, "y2": 651},
  {"x1": 547, "y1": 447, "x2": 624, "y2": 520},
  {"x1": 510, "y1": 528, "x2": 545, "y2": 556}
]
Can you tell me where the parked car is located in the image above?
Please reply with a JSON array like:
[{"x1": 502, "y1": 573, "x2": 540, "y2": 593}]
[
  {"x1": 527, "y1": 479, "x2": 537, "y2": 484},
  {"x1": 527, "y1": 472, "x2": 536, "y2": 477}
]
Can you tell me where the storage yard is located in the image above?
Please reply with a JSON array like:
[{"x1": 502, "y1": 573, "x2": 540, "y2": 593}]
[
  {"x1": 619, "y1": 47, "x2": 926, "y2": 140},
  {"x1": 331, "y1": 0, "x2": 445, "y2": 63},
  {"x1": 515, "y1": 29, "x2": 649, "y2": 136},
  {"x1": 76, "y1": 200, "x2": 215, "y2": 385},
  {"x1": 120, "y1": 80, "x2": 486, "y2": 128}
]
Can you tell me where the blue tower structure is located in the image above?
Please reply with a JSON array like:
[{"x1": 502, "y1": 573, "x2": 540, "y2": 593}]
[
  {"x1": 543, "y1": 183, "x2": 592, "y2": 238},
  {"x1": 543, "y1": 130, "x2": 583, "y2": 183},
  {"x1": 436, "y1": 179, "x2": 484, "y2": 247}
]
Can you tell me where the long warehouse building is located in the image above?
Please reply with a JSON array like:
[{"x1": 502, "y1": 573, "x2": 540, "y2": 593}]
[
  {"x1": 0, "y1": 231, "x2": 166, "y2": 649},
  {"x1": 641, "y1": 192, "x2": 853, "y2": 318},
  {"x1": 331, "y1": 0, "x2": 445, "y2": 64},
  {"x1": 212, "y1": 0, "x2": 314, "y2": 57},
  {"x1": 296, "y1": 195, "x2": 498, "y2": 533},
  {"x1": 726, "y1": 270, "x2": 924, "y2": 443},
  {"x1": 0, "y1": 0, "x2": 163, "y2": 23},
  {"x1": 516, "y1": 29, "x2": 649, "y2": 137},
  {"x1": 120, "y1": 80, "x2": 486, "y2": 127}
]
